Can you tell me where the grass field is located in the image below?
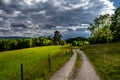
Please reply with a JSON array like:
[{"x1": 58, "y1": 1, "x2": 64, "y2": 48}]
[
  {"x1": 0, "y1": 46, "x2": 73, "y2": 80},
  {"x1": 80, "y1": 42, "x2": 120, "y2": 80}
]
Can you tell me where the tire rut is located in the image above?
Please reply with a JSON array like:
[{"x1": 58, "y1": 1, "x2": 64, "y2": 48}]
[
  {"x1": 74, "y1": 49, "x2": 100, "y2": 80},
  {"x1": 50, "y1": 49, "x2": 77, "y2": 80}
]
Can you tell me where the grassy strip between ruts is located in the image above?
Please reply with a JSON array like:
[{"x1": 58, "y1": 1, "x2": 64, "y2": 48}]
[
  {"x1": 0, "y1": 46, "x2": 73, "y2": 80},
  {"x1": 69, "y1": 49, "x2": 81, "y2": 80},
  {"x1": 80, "y1": 42, "x2": 120, "y2": 80}
]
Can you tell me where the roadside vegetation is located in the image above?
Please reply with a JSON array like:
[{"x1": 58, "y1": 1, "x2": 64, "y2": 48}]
[
  {"x1": 80, "y1": 42, "x2": 120, "y2": 80},
  {"x1": 0, "y1": 46, "x2": 73, "y2": 80}
]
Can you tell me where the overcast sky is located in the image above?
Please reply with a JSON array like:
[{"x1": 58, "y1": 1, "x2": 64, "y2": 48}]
[{"x1": 0, "y1": 0, "x2": 119, "y2": 39}]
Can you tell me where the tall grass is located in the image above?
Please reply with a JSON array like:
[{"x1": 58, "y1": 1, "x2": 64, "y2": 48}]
[
  {"x1": 80, "y1": 43, "x2": 120, "y2": 80},
  {"x1": 0, "y1": 46, "x2": 73, "y2": 80}
]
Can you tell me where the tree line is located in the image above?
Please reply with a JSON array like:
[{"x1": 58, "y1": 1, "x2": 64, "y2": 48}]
[
  {"x1": 88, "y1": 6, "x2": 120, "y2": 44},
  {"x1": 66, "y1": 37, "x2": 89, "y2": 46},
  {"x1": 0, "y1": 31, "x2": 66, "y2": 51},
  {"x1": 0, "y1": 30, "x2": 89, "y2": 51}
]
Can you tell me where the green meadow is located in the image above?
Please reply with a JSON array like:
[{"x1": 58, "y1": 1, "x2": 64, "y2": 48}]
[
  {"x1": 0, "y1": 46, "x2": 73, "y2": 80},
  {"x1": 80, "y1": 43, "x2": 120, "y2": 80}
]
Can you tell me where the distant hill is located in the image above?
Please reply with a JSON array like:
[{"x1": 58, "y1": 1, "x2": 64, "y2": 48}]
[
  {"x1": 0, "y1": 36, "x2": 30, "y2": 39},
  {"x1": 65, "y1": 36, "x2": 87, "y2": 43}
]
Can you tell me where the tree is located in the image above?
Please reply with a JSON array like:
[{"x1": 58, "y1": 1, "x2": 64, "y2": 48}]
[
  {"x1": 89, "y1": 14, "x2": 111, "y2": 35},
  {"x1": 53, "y1": 31, "x2": 62, "y2": 45},
  {"x1": 110, "y1": 7, "x2": 120, "y2": 41},
  {"x1": 0, "y1": 39, "x2": 4, "y2": 51},
  {"x1": 72, "y1": 40, "x2": 78, "y2": 46},
  {"x1": 89, "y1": 14, "x2": 113, "y2": 43},
  {"x1": 29, "y1": 39, "x2": 33, "y2": 48},
  {"x1": 8, "y1": 40, "x2": 18, "y2": 50},
  {"x1": 60, "y1": 40, "x2": 66, "y2": 45}
]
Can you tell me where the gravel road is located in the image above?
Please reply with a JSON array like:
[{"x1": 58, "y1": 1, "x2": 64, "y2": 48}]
[
  {"x1": 50, "y1": 49, "x2": 100, "y2": 80},
  {"x1": 50, "y1": 50, "x2": 77, "y2": 80},
  {"x1": 74, "y1": 49, "x2": 100, "y2": 80}
]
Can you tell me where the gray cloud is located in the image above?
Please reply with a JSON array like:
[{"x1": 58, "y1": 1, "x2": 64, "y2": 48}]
[
  {"x1": 0, "y1": 0, "x2": 115, "y2": 38},
  {"x1": 62, "y1": 28, "x2": 91, "y2": 39}
]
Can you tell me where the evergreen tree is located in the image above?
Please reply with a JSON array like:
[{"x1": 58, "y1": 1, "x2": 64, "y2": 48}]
[{"x1": 53, "y1": 31, "x2": 62, "y2": 45}]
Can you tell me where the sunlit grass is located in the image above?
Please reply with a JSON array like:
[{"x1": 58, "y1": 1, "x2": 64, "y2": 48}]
[
  {"x1": 0, "y1": 46, "x2": 73, "y2": 80},
  {"x1": 80, "y1": 43, "x2": 120, "y2": 80}
]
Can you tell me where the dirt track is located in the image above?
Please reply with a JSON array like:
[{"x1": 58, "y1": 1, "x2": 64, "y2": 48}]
[
  {"x1": 50, "y1": 49, "x2": 100, "y2": 80},
  {"x1": 50, "y1": 50, "x2": 77, "y2": 80},
  {"x1": 74, "y1": 49, "x2": 100, "y2": 80}
]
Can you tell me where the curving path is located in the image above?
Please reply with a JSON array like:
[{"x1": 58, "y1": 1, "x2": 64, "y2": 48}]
[
  {"x1": 50, "y1": 49, "x2": 100, "y2": 80},
  {"x1": 50, "y1": 50, "x2": 77, "y2": 80},
  {"x1": 74, "y1": 49, "x2": 100, "y2": 80}
]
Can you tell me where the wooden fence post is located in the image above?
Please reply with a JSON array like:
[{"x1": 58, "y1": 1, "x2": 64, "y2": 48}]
[
  {"x1": 48, "y1": 55, "x2": 51, "y2": 72},
  {"x1": 21, "y1": 64, "x2": 24, "y2": 80}
]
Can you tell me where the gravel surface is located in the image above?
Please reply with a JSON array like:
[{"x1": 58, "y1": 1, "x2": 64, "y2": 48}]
[
  {"x1": 50, "y1": 49, "x2": 100, "y2": 80},
  {"x1": 50, "y1": 50, "x2": 77, "y2": 80},
  {"x1": 74, "y1": 49, "x2": 100, "y2": 80}
]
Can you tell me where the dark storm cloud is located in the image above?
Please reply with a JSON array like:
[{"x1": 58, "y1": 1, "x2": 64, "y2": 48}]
[
  {"x1": 11, "y1": 23, "x2": 28, "y2": 28},
  {"x1": 0, "y1": 30, "x2": 9, "y2": 33},
  {"x1": 0, "y1": 0, "x2": 23, "y2": 14},
  {"x1": 0, "y1": 0, "x2": 115, "y2": 38}
]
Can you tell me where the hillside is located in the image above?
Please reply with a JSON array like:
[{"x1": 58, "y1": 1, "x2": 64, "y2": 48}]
[{"x1": 66, "y1": 37, "x2": 87, "y2": 44}]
